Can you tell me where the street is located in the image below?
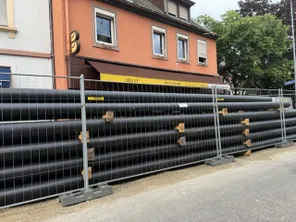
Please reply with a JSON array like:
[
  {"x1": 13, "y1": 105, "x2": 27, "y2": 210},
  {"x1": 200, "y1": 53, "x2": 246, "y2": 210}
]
[{"x1": 1, "y1": 147, "x2": 296, "y2": 222}]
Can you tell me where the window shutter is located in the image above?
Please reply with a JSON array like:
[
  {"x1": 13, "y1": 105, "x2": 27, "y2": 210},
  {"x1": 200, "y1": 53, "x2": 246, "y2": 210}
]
[
  {"x1": 0, "y1": 0, "x2": 7, "y2": 26},
  {"x1": 168, "y1": 0, "x2": 177, "y2": 16},
  {"x1": 198, "y1": 40, "x2": 207, "y2": 58},
  {"x1": 179, "y1": 5, "x2": 189, "y2": 20}
]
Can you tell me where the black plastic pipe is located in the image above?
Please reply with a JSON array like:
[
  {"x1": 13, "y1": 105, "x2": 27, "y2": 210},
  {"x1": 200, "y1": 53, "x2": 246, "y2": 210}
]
[
  {"x1": 0, "y1": 140, "x2": 82, "y2": 165},
  {"x1": 0, "y1": 102, "x2": 287, "y2": 121},
  {"x1": 3, "y1": 125, "x2": 293, "y2": 181},
  {"x1": 2, "y1": 108, "x2": 296, "y2": 145},
  {"x1": 0, "y1": 89, "x2": 273, "y2": 103},
  {"x1": 89, "y1": 137, "x2": 290, "y2": 183},
  {"x1": 0, "y1": 110, "x2": 290, "y2": 143},
  {"x1": 1, "y1": 134, "x2": 293, "y2": 207},
  {"x1": 0, "y1": 175, "x2": 83, "y2": 206},
  {"x1": 2, "y1": 115, "x2": 294, "y2": 163},
  {"x1": 0, "y1": 159, "x2": 82, "y2": 181}
]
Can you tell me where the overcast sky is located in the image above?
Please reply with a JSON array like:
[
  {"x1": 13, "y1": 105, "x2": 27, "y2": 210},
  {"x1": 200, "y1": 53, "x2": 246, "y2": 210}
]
[
  {"x1": 191, "y1": 0, "x2": 280, "y2": 20},
  {"x1": 191, "y1": 0, "x2": 239, "y2": 20}
]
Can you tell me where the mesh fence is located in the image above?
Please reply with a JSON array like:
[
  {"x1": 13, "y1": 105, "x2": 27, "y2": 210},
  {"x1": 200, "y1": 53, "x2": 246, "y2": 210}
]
[
  {"x1": 0, "y1": 73, "x2": 295, "y2": 208},
  {"x1": 0, "y1": 73, "x2": 85, "y2": 207},
  {"x1": 216, "y1": 88, "x2": 284, "y2": 156},
  {"x1": 82, "y1": 79, "x2": 219, "y2": 186}
]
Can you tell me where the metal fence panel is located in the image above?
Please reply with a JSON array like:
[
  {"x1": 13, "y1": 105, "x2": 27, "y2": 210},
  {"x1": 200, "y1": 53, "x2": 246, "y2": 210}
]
[
  {"x1": 1, "y1": 74, "x2": 296, "y2": 208},
  {"x1": 217, "y1": 88, "x2": 288, "y2": 156},
  {"x1": 0, "y1": 73, "x2": 85, "y2": 208},
  {"x1": 82, "y1": 79, "x2": 219, "y2": 186}
]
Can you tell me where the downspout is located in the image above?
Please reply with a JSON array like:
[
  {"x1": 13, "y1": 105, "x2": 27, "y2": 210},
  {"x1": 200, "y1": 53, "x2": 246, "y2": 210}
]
[
  {"x1": 65, "y1": 0, "x2": 71, "y2": 79},
  {"x1": 49, "y1": 0, "x2": 56, "y2": 89}
]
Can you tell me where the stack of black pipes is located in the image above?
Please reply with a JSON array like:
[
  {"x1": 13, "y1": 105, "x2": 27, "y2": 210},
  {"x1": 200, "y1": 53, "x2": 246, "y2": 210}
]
[{"x1": 0, "y1": 88, "x2": 294, "y2": 207}]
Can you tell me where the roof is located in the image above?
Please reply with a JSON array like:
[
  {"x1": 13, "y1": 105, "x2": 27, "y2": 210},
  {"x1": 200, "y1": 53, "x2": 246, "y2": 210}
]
[
  {"x1": 133, "y1": 0, "x2": 164, "y2": 13},
  {"x1": 178, "y1": 0, "x2": 195, "y2": 6},
  {"x1": 108, "y1": 0, "x2": 218, "y2": 39}
]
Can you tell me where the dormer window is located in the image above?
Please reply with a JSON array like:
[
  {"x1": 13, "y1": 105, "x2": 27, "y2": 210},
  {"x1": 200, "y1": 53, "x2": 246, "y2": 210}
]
[
  {"x1": 179, "y1": 5, "x2": 189, "y2": 21},
  {"x1": 167, "y1": 0, "x2": 190, "y2": 21},
  {"x1": 168, "y1": 0, "x2": 177, "y2": 16}
]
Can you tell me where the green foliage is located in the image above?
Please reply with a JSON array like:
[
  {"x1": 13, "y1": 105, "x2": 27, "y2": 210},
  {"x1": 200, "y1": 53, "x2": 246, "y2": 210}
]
[
  {"x1": 195, "y1": 11, "x2": 292, "y2": 88},
  {"x1": 238, "y1": 0, "x2": 296, "y2": 30},
  {"x1": 238, "y1": 0, "x2": 279, "y2": 17}
]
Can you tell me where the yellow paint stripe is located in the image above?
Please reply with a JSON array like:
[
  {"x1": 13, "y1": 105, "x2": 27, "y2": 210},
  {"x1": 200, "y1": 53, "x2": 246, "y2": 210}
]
[{"x1": 100, "y1": 73, "x2": 209, "y2": 88}]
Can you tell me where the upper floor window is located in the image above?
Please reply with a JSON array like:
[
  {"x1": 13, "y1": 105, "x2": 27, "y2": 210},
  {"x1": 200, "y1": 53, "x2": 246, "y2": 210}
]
[
  {"x1": 0, "y1": 0, "x2": 8, "y2": 27},
  {"x1": 168, "y1": 0, "x2": 177, "y2": 16},
  {"x1": 197, "y1": 40, "x2": 208, "y2": 65},
  {"x1": 95, "y1": 7, "x2": 116, "y2": 46},
  {"x1": 167, "y1": 0, "x2": 189, "y2": 21},
  {"x1": 0, "y1": 0, "x2": 16, "y2": 38},
  {"x1": 152, "y1": 26, "x2": 167, "y2": 57},
  {"x1": 179, "y1": 5, "x2": 189, "y2": 21},
  {"x1": 177, "y1": 34, "x2": 189, "y2": 62}
]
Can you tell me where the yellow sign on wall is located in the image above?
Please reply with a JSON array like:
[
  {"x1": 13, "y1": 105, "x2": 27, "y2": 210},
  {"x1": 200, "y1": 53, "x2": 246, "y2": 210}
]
[{"x1": 100, "y1": 73, "x2": 209, "y2": 88}]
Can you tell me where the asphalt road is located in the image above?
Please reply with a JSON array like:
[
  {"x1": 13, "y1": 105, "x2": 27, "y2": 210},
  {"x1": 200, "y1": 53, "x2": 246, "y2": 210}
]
[{"x1": 41, "y1": 148, "x2": 296, "y2": 222}]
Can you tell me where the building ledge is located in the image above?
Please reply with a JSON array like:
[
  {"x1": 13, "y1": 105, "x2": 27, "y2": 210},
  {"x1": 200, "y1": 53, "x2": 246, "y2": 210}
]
[{"x1": 0, "y1": 26, "x2": 17, "y2": 39}]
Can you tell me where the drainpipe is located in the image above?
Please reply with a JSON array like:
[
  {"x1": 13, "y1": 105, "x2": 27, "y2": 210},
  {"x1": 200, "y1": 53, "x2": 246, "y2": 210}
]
[
  {"x1": 49, "y1": 0, "x2": 56, "y2": 89},
  {"x1": 64, "y1": 0, "x2": 71, "y2": 83},
  {"x1": 65, "y1": 0, "x2": 70, "y2": 55}
]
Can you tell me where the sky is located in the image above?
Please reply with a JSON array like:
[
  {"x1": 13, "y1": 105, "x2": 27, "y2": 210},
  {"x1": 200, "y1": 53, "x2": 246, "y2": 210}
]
[
  {"x1": 191, "y1": 0, "x2": 280, "y2": 20},
  {"x1": 191, "y1": 0, "x2": 239, "y2": 20}
]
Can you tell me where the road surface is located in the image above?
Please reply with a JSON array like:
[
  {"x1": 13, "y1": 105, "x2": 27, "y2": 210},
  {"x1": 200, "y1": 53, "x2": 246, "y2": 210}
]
[{"x1": 2, "y1": 147, "x2": 296, "y2": 222}]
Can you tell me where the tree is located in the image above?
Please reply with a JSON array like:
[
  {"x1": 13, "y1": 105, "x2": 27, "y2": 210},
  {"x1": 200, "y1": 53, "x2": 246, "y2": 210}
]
[
  {"x1": 238, "y1": 0, "x2": 279, "y2": 17},
  {"x1": 238, "y1": 0, "x2": 295, "y2": 83},
  {"x1": 196, "y1": 11, "x2": 292, "y2": 88},
  {"x1": 238, "y1": 0, "x2": 296, "y2": 30}
]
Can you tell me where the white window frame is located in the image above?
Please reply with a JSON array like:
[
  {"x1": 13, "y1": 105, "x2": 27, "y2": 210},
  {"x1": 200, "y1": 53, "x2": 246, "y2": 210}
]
[
  {"x1": 177, "y1": 33, "x2": 189, "y2": 61},
  {"x1": 94, "y1": 7, "x2": 117, "y2": 46},
  {"x1": 152, "y1": 26, "x2": 167, "y2": 57},
  {"x1": 197, "y1": 40, "x2": 208, "y2": 65}
]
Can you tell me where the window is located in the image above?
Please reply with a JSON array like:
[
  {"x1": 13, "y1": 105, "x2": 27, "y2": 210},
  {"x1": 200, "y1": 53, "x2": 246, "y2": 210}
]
[
  {"x1": 177, "y1": 34, "x2": 189, "y2": 61},
  {"x1": 168, "y1": 0, "x2": 177, "y2": 16},
  {"x1": 167, "y1": 1, "x2": 190, "y2": 22},
  {"x1": 0, "y1": 0, "x2": 8, "y2": 26},
  {"x1": 0, "y1": 66, "x2": 11, "y2": 88},
  {"x1": 197, "y1": 40, "x2": 208, "y2": 65},
  {"x1": 152, "y1": 26, "x2": 166, "y2": 57},
  {"x1": 179, "y1": 5, "x2": 189, "y2": 21},
  {"x1": 95, "y1": 7, "x2": 116, "y2": 46},
  {"x1": 0, "y1": 0, "x2": 16, "y2": 38}
]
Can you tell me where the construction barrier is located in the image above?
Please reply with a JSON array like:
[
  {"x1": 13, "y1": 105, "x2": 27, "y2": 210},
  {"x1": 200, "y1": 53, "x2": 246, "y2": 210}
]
[{"x1": 0, "y1": 73, "x2": 295, "y2": 208}]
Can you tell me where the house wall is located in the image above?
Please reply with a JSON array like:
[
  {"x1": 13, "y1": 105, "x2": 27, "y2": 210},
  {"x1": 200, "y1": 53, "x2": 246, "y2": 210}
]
[
  {"x1": 0, "y1": 0, "x2": 53, "y2": 89},
  {"x1": 0, "y1": 55, "x2": 53, "y2": 88},
  {"x1": 67, "y1": 0, "x2": 218, "y2": 75}
]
